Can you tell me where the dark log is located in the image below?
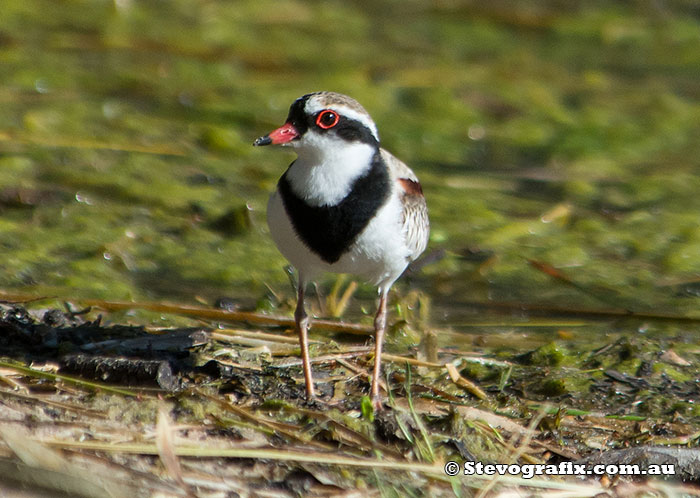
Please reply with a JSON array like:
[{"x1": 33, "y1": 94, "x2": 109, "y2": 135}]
[{"x1": 59, "y1": 354, "x2": 178, "y2": 391}]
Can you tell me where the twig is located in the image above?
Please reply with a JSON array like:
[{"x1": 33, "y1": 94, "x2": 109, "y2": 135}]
[
  {"x1": 445, "y1": 362, "x2": 488, "y2": 400},
  {"x1": 79, "y1": 298, "x2": 374, "y2": 334}
]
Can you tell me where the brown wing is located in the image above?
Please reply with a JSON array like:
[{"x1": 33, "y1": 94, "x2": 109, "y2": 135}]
[
  {"x1": 380, "y1": 149, "x2": 429, "y2": 262},
  {"x1": 398, "y1": 177, "x2": 429, "y2": 261}
]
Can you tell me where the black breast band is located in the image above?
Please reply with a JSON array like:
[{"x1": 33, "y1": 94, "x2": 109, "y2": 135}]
[{"x1": 278, "y1": 151, "x2": 390, "y2": 264}]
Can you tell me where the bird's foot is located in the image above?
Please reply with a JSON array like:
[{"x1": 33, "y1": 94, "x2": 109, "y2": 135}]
[{"x1": 371, "y1": 395, "x2": 386, "y2": 412}]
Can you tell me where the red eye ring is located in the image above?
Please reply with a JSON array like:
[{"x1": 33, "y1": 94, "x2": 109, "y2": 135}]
[{"x1": 316, "y1": 110, "x2": 339, "y2": 129}]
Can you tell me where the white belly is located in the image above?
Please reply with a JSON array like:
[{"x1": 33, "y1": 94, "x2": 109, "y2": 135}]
[{"x1": 267, "y1": 191, "x2": 410, "y2": 289}]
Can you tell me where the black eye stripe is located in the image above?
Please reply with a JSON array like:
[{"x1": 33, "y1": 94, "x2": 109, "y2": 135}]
[
  {"x1": 284, "y1": 95, "x2": 379, "y2": 146},
  {"x1": 310, "y1": 114, "x2": 378, "y2": 146},
  {"x1": 284, "y1": 94, "x2": 313, "y2": 134}
]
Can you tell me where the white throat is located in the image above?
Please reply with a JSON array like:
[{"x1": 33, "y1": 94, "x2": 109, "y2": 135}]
[{"x1": 286, "y1": 137, "x2": 377, "y2": 207}]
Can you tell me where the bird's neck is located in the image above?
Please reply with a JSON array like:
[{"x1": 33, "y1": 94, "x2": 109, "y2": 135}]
[{"x1": 286, "y1": 141, "x2": 379, "y2": 207}]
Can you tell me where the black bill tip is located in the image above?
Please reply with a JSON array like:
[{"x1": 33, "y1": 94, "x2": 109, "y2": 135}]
[{"x1": 253, "y1": 135, "x2": 272, "y2": 146}]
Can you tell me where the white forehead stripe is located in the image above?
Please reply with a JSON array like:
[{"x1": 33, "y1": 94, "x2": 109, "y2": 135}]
[{"x1": 304, "y1": 99, "x2": 379, "y2": 141}]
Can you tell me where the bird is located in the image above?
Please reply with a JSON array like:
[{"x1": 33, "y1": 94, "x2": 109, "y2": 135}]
[{"x1": 253, "y1": 91, "x2": 429, "y2": 409}]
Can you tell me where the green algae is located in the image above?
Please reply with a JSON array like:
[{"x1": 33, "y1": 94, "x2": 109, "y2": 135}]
[{"x1": 516, "y1": 342, "x2": 567, "y2": 367}]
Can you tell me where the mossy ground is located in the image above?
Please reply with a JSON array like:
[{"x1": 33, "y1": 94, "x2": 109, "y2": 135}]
[{"x1": 0, "y1": 300, "x2": 698, "y2": 496}]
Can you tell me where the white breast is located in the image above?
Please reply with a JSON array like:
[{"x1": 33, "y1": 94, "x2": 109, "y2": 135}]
[{"x1": 285, "y1": 137, "x2": 376, "y2": 206}]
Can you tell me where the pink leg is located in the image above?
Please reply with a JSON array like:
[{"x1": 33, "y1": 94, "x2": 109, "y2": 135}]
[
  {"x1": 370, "y1": 289, "x2": 388, "y2": 410},
  {"x1": 295, "y1": 281, "x2": 315, "y2": 400}
]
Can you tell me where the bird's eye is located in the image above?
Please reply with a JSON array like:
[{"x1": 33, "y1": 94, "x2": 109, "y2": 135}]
[{"x1": 316, "y1": 110, "x2": 339, "y2": 129}]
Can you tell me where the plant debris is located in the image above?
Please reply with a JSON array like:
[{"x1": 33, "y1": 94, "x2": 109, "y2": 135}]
[{"x1": 0, "y1": 299, "x2": 698, "y2": 496}]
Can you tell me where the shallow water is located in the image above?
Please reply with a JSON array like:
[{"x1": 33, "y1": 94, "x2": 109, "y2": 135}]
[{"x1": 0, "y1": 1, "x2": 699, "y2": 342}]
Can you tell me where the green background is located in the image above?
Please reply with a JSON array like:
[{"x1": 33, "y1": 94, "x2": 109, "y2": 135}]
[{"x1": 1, "y1": 0, "x2": 699, "y2": 329}]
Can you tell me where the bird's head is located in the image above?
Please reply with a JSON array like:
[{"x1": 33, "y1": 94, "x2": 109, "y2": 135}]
[{"x1": 254, "y1": 92, "x2": 380, "y2": 158}]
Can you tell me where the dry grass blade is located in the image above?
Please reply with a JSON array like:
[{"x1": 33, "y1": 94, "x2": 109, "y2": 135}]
[
  {"x1": 156, "y1": 404, "x2": 195, "y2": 497},
  {"x1": 40, "y1": 439, "x2": 615, "y2": 494},
  {"x1": 383, "y1": 353, "x2": 512, "y2": 374},
  {"x1": 0, "y1": 427, "x2": 132, "y2": 498},
  {"x1": 198, "y1": 390, "x2": 336, "y2": 450},
  {"x1": 0, "y1": 361, "x2": 141, "y2": 397},
  {"x1": 200, "y1": 356, "x2": 263, "y2": 372},
  {"x1": 476, "y1": 405, "x2": 551, "y2": 498},
  {"x1": 212, "y1": 327, "x2": 320, "y2": 345},
  {"x1": 454, "y1": 355, "x2": 513, "y2": 368},
  {"x1": 0, "y1": 388, "x2": 109, "y2": 419},
  {"x1": 327, "y1": 276, "x2": 358, "y2": 318},
  {"x1": 80, "y1": 298, "x2": 374, "y2": 334},
  {"x1": 0, "y1": 457, "x2": 129, "y2": 498},
  {"x1": 0, "y1": 370, "x2": 28, "y2": 391},
  {"x1": 456, "y1": 406, "x2": 534, "y2": 435},
  {"x1": 382, "y1": 353, "x2": 442, "y2": 368},
  {"x1": 404, "y1": 365, "x2": 436, "y2": 462},
  {"x1": 460, "y1": 299, "x2": 700, "y2": 324},
  {"x1": 1, "y1": 426, "x2": 67, "y2": 471},
  {"x1": 446, "y1": 362, "x2": 488, "y2": 400},
  {"x1": 271, "y1": 348, "x2": 374, "y2": 367},
  {"x1": 210, "y1": 333, "x2": 291, "y2": 350},
  {"x1": 527, "y1": 258, "x2": 627, "y2": 308},
  {"x1": 285, "y1": 406, "x2": 405, "y2": 458}
]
